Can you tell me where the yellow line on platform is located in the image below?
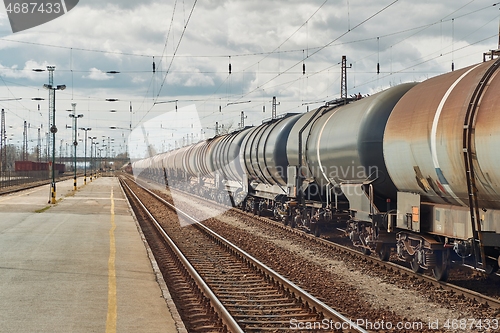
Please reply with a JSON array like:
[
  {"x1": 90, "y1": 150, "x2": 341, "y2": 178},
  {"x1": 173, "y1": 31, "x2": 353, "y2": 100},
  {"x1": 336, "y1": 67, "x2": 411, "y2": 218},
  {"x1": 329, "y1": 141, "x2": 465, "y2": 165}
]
[{"x1": 106, "y1": 187, "x2": 117, "y2": 333}]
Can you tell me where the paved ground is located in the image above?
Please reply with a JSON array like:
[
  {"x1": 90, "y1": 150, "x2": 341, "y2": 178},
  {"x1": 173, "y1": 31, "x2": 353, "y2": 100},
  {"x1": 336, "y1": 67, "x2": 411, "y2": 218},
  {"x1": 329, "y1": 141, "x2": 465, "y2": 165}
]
[{"x1": 0, "y1": 176, "x2": 186, "y2": 333}]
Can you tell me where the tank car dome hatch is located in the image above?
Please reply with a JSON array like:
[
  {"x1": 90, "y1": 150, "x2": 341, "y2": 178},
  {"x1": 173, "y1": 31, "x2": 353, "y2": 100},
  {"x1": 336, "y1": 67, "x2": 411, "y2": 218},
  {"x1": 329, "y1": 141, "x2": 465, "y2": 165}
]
[{"x1": 384, "y1": 59, "x2": 500, "y2": 210}]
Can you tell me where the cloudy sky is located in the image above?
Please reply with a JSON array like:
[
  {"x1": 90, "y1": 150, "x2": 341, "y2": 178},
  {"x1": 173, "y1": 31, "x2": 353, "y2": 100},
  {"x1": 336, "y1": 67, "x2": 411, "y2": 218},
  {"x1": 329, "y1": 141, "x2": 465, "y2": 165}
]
[{"x1": 0, "y1": 0, "x2": 498, "y2": 159}]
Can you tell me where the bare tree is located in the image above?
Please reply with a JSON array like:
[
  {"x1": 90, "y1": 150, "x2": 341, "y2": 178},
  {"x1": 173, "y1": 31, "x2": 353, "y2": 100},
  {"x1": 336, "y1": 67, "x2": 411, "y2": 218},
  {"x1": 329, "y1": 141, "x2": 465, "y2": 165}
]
[
  {"x1": 219, "y1": 121, "x2": 235, "y2": 134},
  {"x1": 5, "y1": 144, "x2": 20, "y2": 171}
]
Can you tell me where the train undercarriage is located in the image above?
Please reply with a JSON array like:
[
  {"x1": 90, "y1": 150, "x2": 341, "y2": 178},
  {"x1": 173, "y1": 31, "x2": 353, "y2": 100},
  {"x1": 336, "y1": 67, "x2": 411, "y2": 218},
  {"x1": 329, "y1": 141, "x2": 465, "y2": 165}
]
[{"x1": 138, "y1": 169, "x2": 500, "y2": 282}]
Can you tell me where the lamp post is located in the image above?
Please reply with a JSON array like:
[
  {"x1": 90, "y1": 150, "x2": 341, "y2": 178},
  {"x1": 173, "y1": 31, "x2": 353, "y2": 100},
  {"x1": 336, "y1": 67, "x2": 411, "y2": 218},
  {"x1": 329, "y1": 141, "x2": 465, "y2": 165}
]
[
  {"x1": 101, "y1": 136, "x2": 108, "y2": 171},
  {"x1": 40, "y1": 66, "x2": 66, "y2": 204},
  {"x1": 89, "y1": 136, "x2": 97, "y2": 181},
  {"x1": 108, "y1": 137, "x2": 115, "y2": 170},
  {"x1": 94, "y1": 142, "x2": 99, "y2": 178},
  {"x1": 80, "y1": 128, "x2": 92, "y2": 185},
  {"x1": 69, "y1": 103, "x2": 83, "y2": 190},
  {"x1": 98, "y1": 147, "x2": 104, "y2": 174}
]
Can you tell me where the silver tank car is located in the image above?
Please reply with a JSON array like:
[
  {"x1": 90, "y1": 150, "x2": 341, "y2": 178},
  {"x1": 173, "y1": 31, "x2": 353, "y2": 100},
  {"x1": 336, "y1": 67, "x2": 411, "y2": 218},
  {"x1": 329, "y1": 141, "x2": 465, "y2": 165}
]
[
  {"x1": 241, "y1": 114, "x2": 302, "y2": 188},
  {"x1": 131, "y1": 157, "x2": 151, "y2": 177},
  {"x1": 199, "y1": 136, "x2": 225, "y2": 177},
  {"x1": 286, "y1": 110, "x2": 319, "y2": 182},
  {"x1": 171, "y1": 146, "x2": 190, "y2": 177},
  {"x1": 184, "y1": 141, "x2": 208, "y2": 178},
  {"x1": 212, "y1": 128, "x2": 252, "y2": 182},
  {"x1": 164, "y1": 150, "x2": 176, "y2": 175},
  {"x1": 301, "y1": 83, "x2": 417, "y2": 201},
  {"x1": 384, "y1": 60, "x2": 500, "y2": 210}
]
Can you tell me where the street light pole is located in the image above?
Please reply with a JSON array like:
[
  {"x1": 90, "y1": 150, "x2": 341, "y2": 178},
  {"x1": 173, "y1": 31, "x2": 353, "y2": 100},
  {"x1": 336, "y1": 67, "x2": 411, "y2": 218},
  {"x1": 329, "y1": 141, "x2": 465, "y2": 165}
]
[
  {"x1": 94, "y1": 142, "x2": 99, "y2": 178},
  {"x1": 89, "y1": 137, "x2": 96, "y2": 181},
  {"x1": 98, "y1": 148, "x2": 103, "y2": 174},
  {"x1": 80, "y1": 128, "x2": 92, "y2": 185},
  {"x1": 69, "y1": 103, "x2": 83, "y2": 190},
  {"x1": 40, "y1": 66, "x2": 65, "y2": 204}
]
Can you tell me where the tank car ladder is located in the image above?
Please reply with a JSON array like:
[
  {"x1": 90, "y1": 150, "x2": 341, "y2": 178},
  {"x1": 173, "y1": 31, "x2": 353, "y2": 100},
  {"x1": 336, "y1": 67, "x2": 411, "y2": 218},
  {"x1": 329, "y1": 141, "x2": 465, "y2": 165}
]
[{"x1": 462, "y1": 57, "x2": 500, "y2": 269}]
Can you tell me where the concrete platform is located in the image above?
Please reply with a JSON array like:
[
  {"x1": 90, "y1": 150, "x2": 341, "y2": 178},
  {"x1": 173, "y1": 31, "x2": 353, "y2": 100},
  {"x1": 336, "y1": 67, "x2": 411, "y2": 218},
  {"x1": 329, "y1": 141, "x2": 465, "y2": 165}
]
[{"x1": 0, "y1": 176, "x2": 186, "y2": 333}]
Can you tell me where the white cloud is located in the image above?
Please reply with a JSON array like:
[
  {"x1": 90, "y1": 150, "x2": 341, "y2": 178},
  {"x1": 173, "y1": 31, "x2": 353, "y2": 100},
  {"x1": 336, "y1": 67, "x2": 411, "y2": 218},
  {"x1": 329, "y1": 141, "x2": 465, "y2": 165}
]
[
  {"x1": 0, "y1": 60, "x2": 53, "y2": 80},
  {"x1": 83, "y1": 68, "x2": 114, "y2": 81},
  {"x1": 0, "y1": 0, "x2": 498, "y2": 149}
]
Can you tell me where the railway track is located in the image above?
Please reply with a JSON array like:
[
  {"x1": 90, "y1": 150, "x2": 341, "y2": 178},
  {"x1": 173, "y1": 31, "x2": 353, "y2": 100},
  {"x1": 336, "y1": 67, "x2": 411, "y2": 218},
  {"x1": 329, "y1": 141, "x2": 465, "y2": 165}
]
[
  {"x1": 0, "y1": 173, "x2": 84, "y2": 196},
  {"x1": 120, "y1": 176, "x2": 367, "y2": 333},
  {"x1": 233, "y1": 206, "x2": 500, "y2": 311},
  {"x1": 146, "y1": 178, "x2": 500, "y2": 312}
]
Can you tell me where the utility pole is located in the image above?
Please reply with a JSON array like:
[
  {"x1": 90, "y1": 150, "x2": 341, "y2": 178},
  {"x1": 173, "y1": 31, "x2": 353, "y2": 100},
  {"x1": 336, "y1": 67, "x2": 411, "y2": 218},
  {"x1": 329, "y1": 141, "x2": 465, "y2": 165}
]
[
  {"x1": 42, "y1": 65, "x2": 66, "y2": 204},
  {"x1": 46, "y1": 131, "x2": 49, "y2": 162},
  {"x1": 483, "y1": 18, "x2": 500, "y2": 61},
  {"x1": 129, "y1": 101, "x2": 132, "y2": 132},
  {"x1": 89, "y1": 137, "x2": 96, "y2": 181},
  {"x1": 240, "y1": 111, "x2": 246, "y2": 129},
  {"x1": 272, "y1": 96, "x2": 280, "y2": 120},
  {"x1": 69, "y1": 103, "x2": 82, "y2": 190},
  {"x1": 0, "y1": 109, "x2": 5, "y2": 172},
  {"x1": 107, "y1": 136, "x2": 110, "y2": 168},
  {"x1": 94, "y1": 141, "x2": 99, "y2": 177},
  {"x1": 37, "y1": 127, "x2": 41, "y2": 163},
  {"x1": 341, "y1": 55, "x2": 352, "y2": 104},
  {"x1": 80, "y1": 128, "x2": 91, "y2": 184},
  {"x1": 59, "y1": 139, "x2": 63, "y2": 164},
  {"x1": 47, "y1": 66, "x2": 55, "y2": 165},
  {"x1": 22, "y1": 121, "x2": 27, "y2": 161}
]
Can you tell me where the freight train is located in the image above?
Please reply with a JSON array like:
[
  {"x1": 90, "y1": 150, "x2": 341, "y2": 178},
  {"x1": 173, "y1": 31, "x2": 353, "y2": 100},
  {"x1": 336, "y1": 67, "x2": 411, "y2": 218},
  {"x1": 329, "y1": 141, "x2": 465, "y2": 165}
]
[
  {"x1": 15, "y1": 161, "x2": 66, "y2": 174},
  {"x1": 131, "y1": 58, "x2": 500, "y2": 281}
]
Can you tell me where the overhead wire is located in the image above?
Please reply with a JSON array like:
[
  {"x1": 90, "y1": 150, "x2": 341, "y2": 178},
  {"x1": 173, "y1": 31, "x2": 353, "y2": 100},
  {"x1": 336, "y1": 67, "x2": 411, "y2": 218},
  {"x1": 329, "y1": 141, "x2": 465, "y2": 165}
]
[
  {"x1": 136, "y1": 0, "x2": 179, "y2": 114},
  {"x1": 0, "y1": 2, "x2": 493, "y2": 67},
  {"x1": 219, "y1": 0, "x2": 400, "y2": 109},
  {"x1": 355, "y1": 33, "x2": 498, "y2": 89},
  {"x1": 137, "y1": 0, "x2": 198, "y2": 126},
  {"x1": 201, "y1": 1, "x2": 499, "y2": 126},
  {"x1": 0, "y1": 1, "x2": 498, "y2": 141}
]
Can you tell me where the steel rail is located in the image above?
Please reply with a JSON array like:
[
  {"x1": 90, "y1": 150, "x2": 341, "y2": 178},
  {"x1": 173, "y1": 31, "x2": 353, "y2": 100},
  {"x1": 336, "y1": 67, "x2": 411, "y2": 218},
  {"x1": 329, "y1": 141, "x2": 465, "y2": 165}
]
[
  {"x1": 120, "y1": 179, "x2": 244, "y2": 333},
  {"x1": 129, "y1": 176, "x2": 368, "y2": 333},
  {"x1": 132, "y1": 170, "x2": 500, "y2": 312},
  {"x1": 0, "y1": 174, "x2": 80, "y2": 196},
  {"x1": 161, "y1": 182, "x2": 500, "y2": 311},
  {"x1": 246, "y1": 208, "x2": 500, "y2": 310}
]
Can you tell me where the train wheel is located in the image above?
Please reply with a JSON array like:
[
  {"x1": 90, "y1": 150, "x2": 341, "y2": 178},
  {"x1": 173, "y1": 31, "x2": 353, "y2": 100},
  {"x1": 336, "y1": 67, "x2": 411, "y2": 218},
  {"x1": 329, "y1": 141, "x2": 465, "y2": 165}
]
[
  {"x1": 361, "y1": 247, "x2": 371, "y2": 255},
  {"x1": 313, "y1": 225, "x2": 321, "y2": 237},
  {"x1": 432, "y1": 250, "x2": 449, "y2": 281},
  {"x1": 283, "y1": 216, "x2": 289, "y2": 226},
  {"x1": 378, "y1": 245, "x2": 390, "y2": 261},
  {"x1": 484, "y1": 260, "x2": 499, "y2": 275},
  {"x1": 410, "y1": 255, "x2": 423, "y2": 274}
]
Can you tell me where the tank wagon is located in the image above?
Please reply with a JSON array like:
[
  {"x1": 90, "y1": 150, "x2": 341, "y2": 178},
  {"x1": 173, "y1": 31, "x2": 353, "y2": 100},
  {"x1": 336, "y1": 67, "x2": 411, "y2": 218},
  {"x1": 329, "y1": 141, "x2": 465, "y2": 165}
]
[{"x1": 132, "y1": 58, "x2": 500, "y2": 281}]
